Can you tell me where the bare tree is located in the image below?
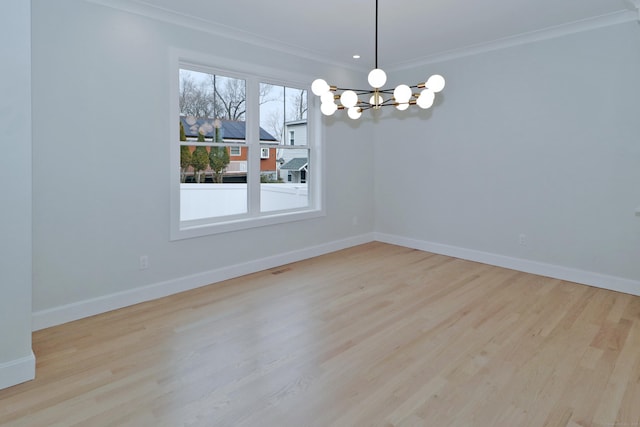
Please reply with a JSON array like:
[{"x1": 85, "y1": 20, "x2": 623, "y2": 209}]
[
  {"x1": 260, "y1": 84, "x2": 276, "y2": 106},
  {"x1": 178, "y1": 73, "x2": 193, "y2": 113},
  {"x1": 213, "y1": 77, "x2": 246, "y2": 120},
  {"x1": 179, "y1": 71, "x2": 216, "y2": 118},
  {"x1": 288, "y1": 89, "x2": 307, "y2": 121},
  {"x1": 211, "y1": 76, "x2": 275, "y2": 120},
  {"x1": 181, "y1": 70, "x2": 275, "y2": 121},
  {"x1": 265, "y1": 109, "x2": 284, "y2": 143}
]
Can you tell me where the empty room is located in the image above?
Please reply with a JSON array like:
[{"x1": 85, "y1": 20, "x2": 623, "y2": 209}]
[{"x1": 2, "y1": 0, "x2": 640, "y2": 426}]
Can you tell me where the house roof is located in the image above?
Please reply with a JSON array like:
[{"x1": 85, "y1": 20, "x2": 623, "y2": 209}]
[
  {"x1": 180, "y1": 117, "x2": 277, "y2": 142},
  {"x1": 285, "y1": 119, "x2": 307, "y2": 127},
  {"x1": 280, "y1": 158, "x2": 308, "y2": 171}
]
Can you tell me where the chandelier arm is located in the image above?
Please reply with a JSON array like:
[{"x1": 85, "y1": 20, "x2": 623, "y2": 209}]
[
  {"x1": 359, "y1": 102, "x2": 408, "y2": 111},
  {"x1": 335, "y1": 87, "x2": 416, "y2": 95},
  {"x1": 334, "y1": 87, "x2": 377, "y2": 94}
]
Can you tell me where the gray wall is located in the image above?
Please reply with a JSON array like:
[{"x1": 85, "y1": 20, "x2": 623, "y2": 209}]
[
  {"x1": 30, "y1": 0, "x2": 374, "y2": 317},
  {"x1": 375, "y1": 21, "x2": 640, "y2": 286},
  {"x1": 0, "y1": 1, "x2": 34, "y2": 389},
  {"x1": 19, "y1": 0, "x2": 640, "y2": 367}
]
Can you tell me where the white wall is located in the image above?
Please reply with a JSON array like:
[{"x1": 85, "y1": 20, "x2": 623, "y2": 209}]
[
  {"x1": 31, "y1": 0, "x2": 375, "y2": 327},
  {"x1": 375, "y1": 21, "x2": 640, "y2": 292},
  {"x1": 0, "y1": 1, "x2": 35, "y2": 389}
]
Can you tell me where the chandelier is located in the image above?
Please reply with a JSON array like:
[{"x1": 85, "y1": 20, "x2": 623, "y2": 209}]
[{"x1": 311, "y1": 0, "x2": 445, "y2": 120}]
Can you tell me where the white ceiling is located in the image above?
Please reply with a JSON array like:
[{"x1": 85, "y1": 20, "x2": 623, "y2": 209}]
[{"x1": 127, "y1": 0, "x2": 637, "y2": 70}]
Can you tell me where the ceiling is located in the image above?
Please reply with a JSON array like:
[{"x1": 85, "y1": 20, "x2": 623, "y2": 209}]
[{"x1": 127, "y1": 0, "x2": 637, "y2": 70}]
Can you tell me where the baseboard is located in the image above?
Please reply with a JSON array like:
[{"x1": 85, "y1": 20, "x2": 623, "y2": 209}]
[
  {"x1": 0, "y1": 351, "x2": 35, "y2": 390},
  {"x1": 32, "y1": 233, "x2": 375, "y2": 331},
  {"x1": 33, "y1": 230, "x2": 638, "y2": 331},
  {"x1": 374, "y1": 232, "x2": 640, "y2": 296}
]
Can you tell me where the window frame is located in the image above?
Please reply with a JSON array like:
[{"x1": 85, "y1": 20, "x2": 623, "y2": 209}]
[{"x1": 169, "y1": 49, "x2": 324, "y2": 240}]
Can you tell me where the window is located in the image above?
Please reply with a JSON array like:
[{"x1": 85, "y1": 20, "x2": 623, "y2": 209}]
[
  {"x1": 170, "y1": 52, "x2": 322, "y2": 239},
  {"x1": 289, "y1": 130, "x2": 295, "y2": 145}
]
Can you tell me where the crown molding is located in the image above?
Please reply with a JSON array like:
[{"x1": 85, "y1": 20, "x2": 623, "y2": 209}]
[
  {"x1": 82, "y1": 0, "x2": 364, "y2": 72},
  {"x1": 389, "y1": 10, "x2": 638, "y2": 71}
]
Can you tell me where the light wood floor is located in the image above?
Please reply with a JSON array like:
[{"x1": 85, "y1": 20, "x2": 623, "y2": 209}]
[{"x1": 1, "y1": 242, "x2": 639, "y2": 427}]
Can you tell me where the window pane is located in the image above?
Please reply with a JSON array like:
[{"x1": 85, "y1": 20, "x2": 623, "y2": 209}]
[
  {"x1": 261, "y1": 148, "x2": 309, "y2": 212},
  {"x1": 179, "y1": 145, "x2": 247, "y2": 221},
  {"x1": 259, "y1": 83, "x2": 309, "y2": 213},
  {"x1": 259, "y1": 84, "x2": 307, "y2": 146},
  {"x1": 260, "y1": 84, "x2": 284, "y2": 144},
  {"x1": 179, "y1": 68, "x2": 248, "y2": 222},
  {"x1": 181, "y1": 182, "x2": 248, "y2": 221}
]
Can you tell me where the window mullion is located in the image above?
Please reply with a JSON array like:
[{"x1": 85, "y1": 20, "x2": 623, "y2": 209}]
[{"x1": 246, "y1": 76, "x2": 260, "y2": 217}]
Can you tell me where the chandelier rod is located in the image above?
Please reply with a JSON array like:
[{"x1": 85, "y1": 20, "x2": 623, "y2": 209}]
[{"x1": 374, "y1": 0, "x2": 379, "y2": 69}]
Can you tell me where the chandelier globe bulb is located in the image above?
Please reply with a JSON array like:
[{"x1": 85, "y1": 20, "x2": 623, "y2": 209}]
[
  {"x1": 393, "y1": 84, "x2": 412, "y2": 103},
  {"x1": 347, "y1": 107, "x2": 362, "y2": 120},
  {"x1": 340, "y1": 90, "x2": 359, "y2": 108},
  {"x1": 311, "y1": 79, "x2": 331, "y2": 96},
  {"x1": 369, "y1": 92, "x2": 384, "y2": 107},
  {"x1": 320, "y1": 92, "x2": 335, "y2": 105},
  {"x1": 367, "y1": 68, "x2": 387, "y2": 89},
  {"x1": 416, "y1": 88, "x2": 435, "y2": 109},
  {"x1": 320, "y1": 101, "x2": 338, "y2": 116},
  {"x1": 426, "y1": 74, "x2": 446, "y2": 93}
]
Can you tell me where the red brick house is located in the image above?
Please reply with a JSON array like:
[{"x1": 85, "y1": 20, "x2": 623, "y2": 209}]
[{"x1": 180, "y1": 117, "x2": 279, "y2": 182}]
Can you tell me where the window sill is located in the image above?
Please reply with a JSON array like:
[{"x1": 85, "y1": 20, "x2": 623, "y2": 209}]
[{"x1": 170, "y1": 208, "x2": 325, "y2": 240}]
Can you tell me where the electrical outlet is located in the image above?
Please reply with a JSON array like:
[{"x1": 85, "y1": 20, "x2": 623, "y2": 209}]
[
  {"x1": 518, "y1": 234, "x2": 527, "y2": 246},
  {"x1": 139, "y1": 255, "x2": 149, "y2": 270}
]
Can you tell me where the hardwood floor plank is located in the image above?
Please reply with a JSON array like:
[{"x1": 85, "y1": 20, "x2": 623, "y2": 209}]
[{"x1": 1, "y1": 242, "x2": 639, "y2": 426}]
